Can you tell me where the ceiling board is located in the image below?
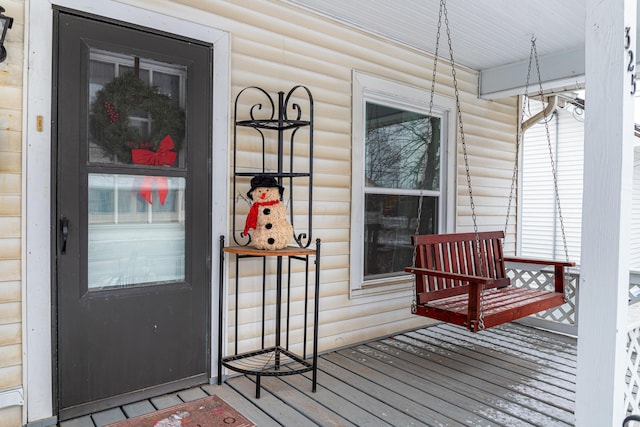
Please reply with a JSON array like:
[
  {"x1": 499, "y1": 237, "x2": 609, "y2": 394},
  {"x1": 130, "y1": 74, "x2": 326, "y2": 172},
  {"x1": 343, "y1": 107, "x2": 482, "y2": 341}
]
[{"x1": 283, "y1": 0, "x2": 585, "y2": 72}]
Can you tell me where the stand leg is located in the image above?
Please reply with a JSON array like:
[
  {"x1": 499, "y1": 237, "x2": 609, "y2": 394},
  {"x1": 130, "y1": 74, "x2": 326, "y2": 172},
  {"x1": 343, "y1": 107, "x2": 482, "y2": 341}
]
[
  {"x1": 255, "y1": 374, "x2": 261, "y2": 399},
  {"x1": 312, "y1": 239, "x2": 321, "y2": 393}
]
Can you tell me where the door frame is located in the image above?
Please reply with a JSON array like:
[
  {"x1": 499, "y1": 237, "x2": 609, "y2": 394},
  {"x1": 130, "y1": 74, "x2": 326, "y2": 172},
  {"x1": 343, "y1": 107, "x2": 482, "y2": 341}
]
[{"x1": 24, "y1": 1, "x2": 230, "y2": 423}]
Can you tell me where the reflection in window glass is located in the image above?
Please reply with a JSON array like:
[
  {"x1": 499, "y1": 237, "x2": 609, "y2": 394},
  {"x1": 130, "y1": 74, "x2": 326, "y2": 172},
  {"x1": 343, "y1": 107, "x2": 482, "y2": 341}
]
[
  {"x1": 88, "y1": 173, "x2": 185, "y2": 289},
  {"x1": 363, "y1": 102, "x2": 441, "y2": 280},
  {"x1": 365, "y1": 103, "x2": 439, "y2": 191},
  {"x1": 154, "y1": 72, "x2": 181, "y2": 105},
  {"x1": 364, "y1": 194, "x2": 436, "y2": 280}
]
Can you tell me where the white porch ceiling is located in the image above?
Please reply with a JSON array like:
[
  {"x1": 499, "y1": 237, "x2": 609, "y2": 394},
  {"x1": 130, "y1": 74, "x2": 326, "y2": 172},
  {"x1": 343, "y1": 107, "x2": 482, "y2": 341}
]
[{"x1": 283, "y1": 0, "x2": 636, "y2": 98}]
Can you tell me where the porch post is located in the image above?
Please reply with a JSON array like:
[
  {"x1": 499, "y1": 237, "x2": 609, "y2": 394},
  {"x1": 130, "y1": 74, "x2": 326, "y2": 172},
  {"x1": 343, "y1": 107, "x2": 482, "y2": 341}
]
[{"x1": 576, "y1": 0, "x2": 636, "y2": 424}]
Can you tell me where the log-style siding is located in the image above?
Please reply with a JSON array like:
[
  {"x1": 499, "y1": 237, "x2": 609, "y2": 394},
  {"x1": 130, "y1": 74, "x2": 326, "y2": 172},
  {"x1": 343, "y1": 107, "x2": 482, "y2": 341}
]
[
  {"x1": 0, "y1": 0, "x2": 24, "y2": 425},
  {"x1": 171, "y1": 0, "x2": 518, "y2": 353}
]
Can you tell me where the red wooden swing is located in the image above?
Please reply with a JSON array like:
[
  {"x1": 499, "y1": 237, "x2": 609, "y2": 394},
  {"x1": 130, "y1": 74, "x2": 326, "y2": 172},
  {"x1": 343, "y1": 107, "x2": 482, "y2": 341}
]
[
  {"x1": 405, "y1": 1, "x2": 574, "y2": 332},
  {"x1": 405, "y1": 231, "x2": 574, "y2": 332}
]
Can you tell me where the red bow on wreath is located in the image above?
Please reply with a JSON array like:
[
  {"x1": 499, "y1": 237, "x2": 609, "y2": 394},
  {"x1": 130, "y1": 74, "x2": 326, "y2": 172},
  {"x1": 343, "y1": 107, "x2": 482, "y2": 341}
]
[{"x1": 131, "y1": 134, "x2": 177, "y2": 205}]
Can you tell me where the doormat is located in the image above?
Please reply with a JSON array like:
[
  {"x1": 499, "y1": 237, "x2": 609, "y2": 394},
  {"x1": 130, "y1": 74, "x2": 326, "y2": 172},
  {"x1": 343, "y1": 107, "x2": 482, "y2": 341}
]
[{"x1": 106, "y1": 395, "x2": 255, "y2": 427}]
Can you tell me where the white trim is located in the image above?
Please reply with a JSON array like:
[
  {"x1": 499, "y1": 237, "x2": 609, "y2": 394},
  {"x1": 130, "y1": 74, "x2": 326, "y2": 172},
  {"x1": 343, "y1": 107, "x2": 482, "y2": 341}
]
[
  {"x1": 479, "y1": 48, "x2": 586, "y2": 99},
  {"x1": 349, "y1": 70, "x2": 456, "y2": 297},
  {"x1": 24, "y1": 0, "x2": 229, "y2": 421},
  {"x1": 0, "y1": 388, "x2": 24, "y2": 409},
  {"x1": 575, "y1": 0, "x2": 636, "y2": 424}
]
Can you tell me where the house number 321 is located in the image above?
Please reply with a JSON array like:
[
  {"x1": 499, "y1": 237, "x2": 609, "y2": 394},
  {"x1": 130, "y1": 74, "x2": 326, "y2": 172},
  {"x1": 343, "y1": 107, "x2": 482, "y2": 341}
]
[{"x1": 626, "y1": 26, "x2": 636, "y2": 95}]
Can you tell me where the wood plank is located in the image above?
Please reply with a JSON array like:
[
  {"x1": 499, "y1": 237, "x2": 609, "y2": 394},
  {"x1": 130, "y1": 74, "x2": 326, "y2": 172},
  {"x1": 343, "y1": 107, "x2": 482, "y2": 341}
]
[
  {"x1": 201, "y1": 383, "x2": 281, "y2": 427},
  {"x1": 277, "y1": 370, "x2": 390, "y2": 426},
  {"x1": 407, "y1": 329, "x2": 576, "y2": 394},
  {"x1": 331, "y1": 349, "x2": 527, "y2": 425},
  {"x1": 404, "y1": 334, "x2": 575, "y2": 401},
  {"x1": 177, "y1": 388, "x2": 208, "y2": 402},
  {"x1": 435, "y1": 324, "x2": 577, "y2": 376},
  {"x1": 354, "y1": 342, "x2": 573, "y2": 426},
  {"x1": 314, "y1": 357, "x2": 462, "y2": 426},
  {"x1": 324, "y1": 351, "x2": 492, "y2": 426},
  {"x1": 91, "y1": 407, "x2": 126, "y2": 427},
  {"x1": 482, "y1": 323, "x2": 577, "y2": 363},
  {"x1": 224, "y1": 374, "x2": 325, "y2": 425},
  {"x1": 150, "y1": 394, "x2": 182, "y2": 410},
  {"x1": 59, "y1": 415, "x2": 95, "y2": 427},
  {"x1": 370, "y1": 339, "x2": 574, "y2": 424},
  {"x1": 439, "y1": 325, "x2": 576, "y2": 370},
  {"x1": 395, "y1": 332, "x2": 575, "y2": 403},
  {"x1": 121, "y1": 400, "x2": 155, "y2": 418},
  {"x1": 65, "y1": 324, "x2": 577, "y2": 427}
]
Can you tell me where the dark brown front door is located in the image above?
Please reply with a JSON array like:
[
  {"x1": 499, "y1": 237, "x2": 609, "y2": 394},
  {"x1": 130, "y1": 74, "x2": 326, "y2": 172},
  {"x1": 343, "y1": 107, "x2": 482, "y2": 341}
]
[{"x1": 54, "y1": 10, "x2": 212, "y2": 419}]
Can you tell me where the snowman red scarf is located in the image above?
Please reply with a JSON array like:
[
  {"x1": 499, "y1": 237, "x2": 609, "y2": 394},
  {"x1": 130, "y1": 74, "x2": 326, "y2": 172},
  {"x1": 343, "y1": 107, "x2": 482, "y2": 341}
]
[{"x1": 243, "y1": 199, "x2": 280, "y2": 236}]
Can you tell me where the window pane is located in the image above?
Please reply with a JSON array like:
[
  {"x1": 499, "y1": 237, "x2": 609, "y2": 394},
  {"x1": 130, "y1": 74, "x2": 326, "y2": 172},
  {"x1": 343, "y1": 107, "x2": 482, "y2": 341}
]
[
  {"x1": 89, "y1": 60, "x2": 115, "y2": 106},
  {"x1": 364, "y1": 194, "x2": 437, "y2": 280},
  {"x1": 88, "y1": 50, "x2": 186, "y2": 166},
  {"x1": 87, "y1": 173, "x2": 185, "y2": 289},
  {"x1": 365, "y1": 103, "x2": 440, "y2": 191},
  {"x1": 153, "y1": 71, "x2": 181, "y2": 105}
]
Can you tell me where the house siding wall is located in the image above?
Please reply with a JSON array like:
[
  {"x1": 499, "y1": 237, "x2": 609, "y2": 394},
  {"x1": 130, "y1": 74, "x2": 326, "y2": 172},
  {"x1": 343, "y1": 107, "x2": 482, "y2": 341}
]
[
  {"x1": 12, "y1": 1, "x2": 519, "y2": 423},
  {"x1": 521, "y1": 99, "x2": 640, "y2": 272},
  {"x1": 521, "y1": 103, "x2": 585, "y2": 263},
  {"x1": 167, "y1": 0, "x2": 518, "y2": 350},
  {"x1": 0, "y1": 0, "x2": 24, "y2": 425}
]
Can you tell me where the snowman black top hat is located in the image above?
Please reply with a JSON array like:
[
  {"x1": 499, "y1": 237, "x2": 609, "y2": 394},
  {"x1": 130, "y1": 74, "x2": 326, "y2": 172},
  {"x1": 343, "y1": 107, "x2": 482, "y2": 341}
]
[{"x1": 247, "y1": 174, "x2": 285, "y2": 200}]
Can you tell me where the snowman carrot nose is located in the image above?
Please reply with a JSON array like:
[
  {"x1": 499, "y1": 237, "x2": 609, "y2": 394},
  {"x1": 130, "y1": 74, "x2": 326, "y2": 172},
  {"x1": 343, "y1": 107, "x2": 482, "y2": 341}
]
[{"x1": 260, "y1": 192, "x2": 266, "y2": 199}]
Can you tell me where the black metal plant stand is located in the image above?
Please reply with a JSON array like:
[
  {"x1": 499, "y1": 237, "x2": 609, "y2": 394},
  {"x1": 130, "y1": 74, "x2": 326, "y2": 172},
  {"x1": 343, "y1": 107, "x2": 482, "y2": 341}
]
[{"x1": 217, "y1": 86, "x2": 320, "y2": 398}]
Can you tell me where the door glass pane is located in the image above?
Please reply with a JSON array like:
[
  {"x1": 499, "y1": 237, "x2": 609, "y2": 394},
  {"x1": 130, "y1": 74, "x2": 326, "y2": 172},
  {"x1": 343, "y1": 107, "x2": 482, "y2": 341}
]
[
  {"x1": 87, "y1": 173, "x2": 186, "y2": 290},
  {"x1": 88, "y1": 49, "x2": 186, "y2": 167}
]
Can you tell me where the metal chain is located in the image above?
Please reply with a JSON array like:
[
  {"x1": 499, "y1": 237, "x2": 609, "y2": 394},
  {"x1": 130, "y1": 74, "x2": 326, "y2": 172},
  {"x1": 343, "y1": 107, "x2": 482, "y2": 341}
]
[
  {"x1": 441, "y1": 0, "x2": 485, "y2": 330},
  {"x1": 505, "y1": 37, "x2": 539, "y2": 237},
  {"x1": 513, "y1": 40, "x2": 540, "y2": 238},
  {"x1": 411, "y1": 0, "x2": 444, "y2": 314},
  {"x1": 518, "y1": 37, "x2": 570, "y2": 304},
  {"x1": 530, "y1": 39, "x2": 570, "y2": 263}
]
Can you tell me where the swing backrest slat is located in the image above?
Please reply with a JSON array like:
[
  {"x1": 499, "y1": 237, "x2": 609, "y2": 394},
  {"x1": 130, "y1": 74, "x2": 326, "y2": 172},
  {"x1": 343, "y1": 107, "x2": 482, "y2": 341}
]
[{"x1": 412, "y1": 231, "x2": 511, "y2": 302}]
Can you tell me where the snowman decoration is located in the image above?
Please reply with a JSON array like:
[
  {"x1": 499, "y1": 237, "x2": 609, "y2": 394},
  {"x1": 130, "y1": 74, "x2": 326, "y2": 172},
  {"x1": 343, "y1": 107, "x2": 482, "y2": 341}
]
[{"x1": 243, "y1": 175, "x2": 293, "y2": 250}]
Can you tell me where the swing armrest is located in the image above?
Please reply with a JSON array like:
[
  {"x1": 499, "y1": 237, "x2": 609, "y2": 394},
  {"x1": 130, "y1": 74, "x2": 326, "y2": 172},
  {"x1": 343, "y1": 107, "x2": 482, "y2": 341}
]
[
  {"x1": 404, "y1": 267, "x2": 497, "y2": 285},
  {"x1": 405, "y1": 267, "x2": 498, "y2": 302},
  {"x1": 503, "y1": 256, "x2": 575, "y2": 268},
  {"x1": 503, "y1": 257, "x2": 576, "y2": 294}
]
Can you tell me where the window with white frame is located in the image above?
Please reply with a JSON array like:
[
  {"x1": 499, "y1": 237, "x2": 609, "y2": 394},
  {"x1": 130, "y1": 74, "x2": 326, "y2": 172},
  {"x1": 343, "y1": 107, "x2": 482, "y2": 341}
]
[{"x1": 350, "y1": 71, "x2": 454, "y2": 294}]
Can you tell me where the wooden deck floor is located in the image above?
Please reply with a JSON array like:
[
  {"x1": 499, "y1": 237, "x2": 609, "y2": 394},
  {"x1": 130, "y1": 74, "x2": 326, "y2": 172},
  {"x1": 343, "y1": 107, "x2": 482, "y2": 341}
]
[{"x1": 60, "y1": 322, "x2": 576, "y2": 427}]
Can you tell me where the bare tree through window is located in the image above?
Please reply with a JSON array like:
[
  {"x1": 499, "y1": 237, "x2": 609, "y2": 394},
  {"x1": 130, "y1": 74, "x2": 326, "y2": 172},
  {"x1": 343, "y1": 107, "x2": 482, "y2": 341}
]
[{"x1": 363, "y1": 103, "x2": 441, "y2": 279}]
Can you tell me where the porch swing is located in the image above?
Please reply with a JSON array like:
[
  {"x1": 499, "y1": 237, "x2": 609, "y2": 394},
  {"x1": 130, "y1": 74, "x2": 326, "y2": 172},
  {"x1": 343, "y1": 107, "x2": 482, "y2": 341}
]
[{"x1": 404, "y1": 0, "x2": 575, "y2": 332}]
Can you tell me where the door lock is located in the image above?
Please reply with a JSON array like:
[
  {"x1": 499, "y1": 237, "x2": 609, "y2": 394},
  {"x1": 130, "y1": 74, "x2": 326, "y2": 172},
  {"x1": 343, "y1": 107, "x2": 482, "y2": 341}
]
[{"x1": 60, "y1": 217, "x2": 69, "y2": 254}]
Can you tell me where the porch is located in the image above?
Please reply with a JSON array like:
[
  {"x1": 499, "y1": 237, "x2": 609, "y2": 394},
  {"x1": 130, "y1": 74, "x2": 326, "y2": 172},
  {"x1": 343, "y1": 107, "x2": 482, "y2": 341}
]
[{"x1": 62, "y1": 322, "x2": 577, "y2": 427}]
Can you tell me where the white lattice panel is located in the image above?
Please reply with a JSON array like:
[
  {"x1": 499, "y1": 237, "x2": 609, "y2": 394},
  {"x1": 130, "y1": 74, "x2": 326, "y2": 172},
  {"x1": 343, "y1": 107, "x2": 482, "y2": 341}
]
[
  {"x1": 507, "y1": 266, "x2": 578, "y2": 326},
  {"x1": 626, "y1": 326, "x2": 640, "y2": 415}
]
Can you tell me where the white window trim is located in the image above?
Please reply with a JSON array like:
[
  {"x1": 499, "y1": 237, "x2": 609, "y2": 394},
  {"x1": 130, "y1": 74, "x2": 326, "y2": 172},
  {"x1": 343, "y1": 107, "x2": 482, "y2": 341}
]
[
  {"x1": 25, "y1": 1, "x2": 230, "y2": 422},
  {"x1": 350, "y1": 71, "x2": 456, "y2": 297}
]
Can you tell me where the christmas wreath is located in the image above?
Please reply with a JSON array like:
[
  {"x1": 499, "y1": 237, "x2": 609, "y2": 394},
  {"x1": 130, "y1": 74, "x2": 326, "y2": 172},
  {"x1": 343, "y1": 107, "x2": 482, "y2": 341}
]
[{"x1": 90, "y1": 72, "x2": 185, "y2": 164}]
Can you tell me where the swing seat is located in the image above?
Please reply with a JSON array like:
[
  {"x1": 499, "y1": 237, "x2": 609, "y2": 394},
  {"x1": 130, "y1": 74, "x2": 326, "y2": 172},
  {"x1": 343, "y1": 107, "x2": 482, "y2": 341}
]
[{"x1": 404, "y1": 231, "x2": 575, "y2": 332}]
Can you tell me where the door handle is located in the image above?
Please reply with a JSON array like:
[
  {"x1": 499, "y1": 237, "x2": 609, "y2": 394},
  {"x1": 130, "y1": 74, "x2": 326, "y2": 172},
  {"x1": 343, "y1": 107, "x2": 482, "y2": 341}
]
[{"x1": 60, "y1": 217, "x2": 69, "y2": 254}]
